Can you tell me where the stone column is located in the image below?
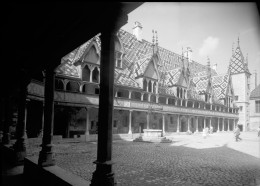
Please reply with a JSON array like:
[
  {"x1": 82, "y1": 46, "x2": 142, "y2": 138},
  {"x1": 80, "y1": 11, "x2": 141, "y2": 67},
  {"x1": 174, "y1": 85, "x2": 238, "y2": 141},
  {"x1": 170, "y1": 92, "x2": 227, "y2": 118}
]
[
  {"x1": 192, "y1": 102, "x2": 195, "y2": 108},
  {"x1": 146, "y1": 79, "x2": 149, "y2": 92},
  {"x1": 209, "y1": 117, "x2": 212, "y2": 128},
  {"x1": 222, "y1": 118, "x2": 225, "y2": 131},
  {"x1": 148, "y1": 94, "x2": 151, "y2": 102},
  {"x1": 128, "y1": 110, "x2": 132, "y2": 134},
  {"x1": 85, "y1": 107, "x2": 90, "y2": 136},
  {"x1": 162, "y1": 114, "x2": 165, "y2": 136},
  {"x1": 185, "y1": 100, "x2": 188, "y2": 107},
  {"x1": 204, "y1": 117, "x2": 206, "y2": 128},
  {"x1": 156, "y1": 82, "x2": 159, "y2": 94},
  {"x1": 187, "y1": 116, "x2": 190, "y2": 133},
  {"x1": 227, "y1": 119, "x2": 230, "y2": 132},
  {"x1": 151, "y1": 81, "x2": 154, "y2": 93},
  {"x1": 217, "y1": 118, "x2": 220, "y2": 132},
  {"x1": 177, "y1": 115, "x2": 180, "y2": 133},
  {"x1": 233, "y1": 118, "x2": 235, "y2": 130},
  {"x1": 13, "y1": 71, "x2": 30, "y2": 164},
  {"x1": 38, "y1": 67, "x2": 55, "y2": 167},
  {"x1": 156, "y1": 96, "x2": 159, "y2": 103},
  {"x1": 196, "y1": 116, "x2": 199, "y2": 133},
  {"x1": 89, "y1": 65, "x2": 94, "y2": 83},
  {"x1": 141, "y1": 93, "x2": 144, "y2": 101},
  {"x1": 166, "y1": 97, "x2": 169, "y2": 105},
  {"x1": 91, "y1": 20, "x2": 128, "y2": 184},
  {"x1": 146, "y1": 112, "x2": 150, "y2": 129},
  {"x1": 128, "y1": 91, "x2": 132, "y2": 99}
]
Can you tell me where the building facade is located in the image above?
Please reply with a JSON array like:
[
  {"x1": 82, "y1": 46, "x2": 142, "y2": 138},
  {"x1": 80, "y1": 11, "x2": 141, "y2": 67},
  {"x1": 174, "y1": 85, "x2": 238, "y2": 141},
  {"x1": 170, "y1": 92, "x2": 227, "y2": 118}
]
[
  {"x1": 249, "y1": 84, "x2": 260, "y2": 130},
  {"x1": 25, "y1": 22, "x2": 239, "y2": 139},
  {"x1": 228, "y1": 39, "x2": 251, "y2": 131}
]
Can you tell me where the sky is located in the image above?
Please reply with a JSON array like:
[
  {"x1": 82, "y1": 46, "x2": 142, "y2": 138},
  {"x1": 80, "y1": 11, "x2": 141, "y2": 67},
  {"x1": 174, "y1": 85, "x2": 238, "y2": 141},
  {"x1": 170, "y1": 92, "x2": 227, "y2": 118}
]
[{"x1": 121, "y1": 2, "x2": 260, "y2": 87}]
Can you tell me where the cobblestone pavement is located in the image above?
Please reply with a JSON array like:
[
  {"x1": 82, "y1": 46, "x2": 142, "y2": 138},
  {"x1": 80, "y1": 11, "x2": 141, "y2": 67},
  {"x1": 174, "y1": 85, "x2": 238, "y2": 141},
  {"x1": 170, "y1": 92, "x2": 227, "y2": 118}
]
[{"x1": 27, "y1": 132, "x2": 260, "y2": 186}]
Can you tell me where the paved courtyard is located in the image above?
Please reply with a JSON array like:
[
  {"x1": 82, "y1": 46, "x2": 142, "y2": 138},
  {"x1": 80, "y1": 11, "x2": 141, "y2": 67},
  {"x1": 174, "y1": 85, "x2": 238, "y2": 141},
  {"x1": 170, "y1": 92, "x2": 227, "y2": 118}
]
[{"x1": 27, "y1": 132, "x2": 260, "y2": 186}]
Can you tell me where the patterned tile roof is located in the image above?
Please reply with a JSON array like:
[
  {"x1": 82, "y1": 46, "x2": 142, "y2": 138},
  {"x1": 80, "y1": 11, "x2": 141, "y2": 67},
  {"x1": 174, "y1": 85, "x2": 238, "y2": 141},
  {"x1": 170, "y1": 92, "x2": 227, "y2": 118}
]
[
  {"x1": 250, "y1": 84, "x2": 260, "y2": 99},
  {"x1": 229, "y1": 44, "x2": 250, "y2": 74},
  {"x1": 211, "y1": 74, "x2": 230, "y2": 99},
  {"x1": 192, "y1": 76, "x2": 209, "y2": 94},
  {"x1": 55, "y1": 29, "x2": 220, "y2": 98},
  {"x1": 191, "y1": 73, "x2": 230, "y2": 101}
]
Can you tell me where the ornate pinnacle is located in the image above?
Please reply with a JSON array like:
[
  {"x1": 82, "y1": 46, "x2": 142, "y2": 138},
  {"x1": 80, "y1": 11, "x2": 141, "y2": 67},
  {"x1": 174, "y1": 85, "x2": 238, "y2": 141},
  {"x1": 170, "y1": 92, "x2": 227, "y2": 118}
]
[
  {"x1": 155, "y1": 31, "x2": 158, "y2": 45},
  {"x1": 152, "y1": 30, "x2": 155, "y2": 45}
]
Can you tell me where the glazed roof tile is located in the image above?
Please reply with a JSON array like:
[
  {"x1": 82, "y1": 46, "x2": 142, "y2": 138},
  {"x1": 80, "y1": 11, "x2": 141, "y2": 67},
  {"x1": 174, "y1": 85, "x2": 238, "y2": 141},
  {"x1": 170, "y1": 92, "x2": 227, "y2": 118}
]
[
  {"x1": 229, "y1": 45, "x2": 250, "y2": 74},
  {"x1": 56, "y1": 29, "x2": 221, "y2": 98}
]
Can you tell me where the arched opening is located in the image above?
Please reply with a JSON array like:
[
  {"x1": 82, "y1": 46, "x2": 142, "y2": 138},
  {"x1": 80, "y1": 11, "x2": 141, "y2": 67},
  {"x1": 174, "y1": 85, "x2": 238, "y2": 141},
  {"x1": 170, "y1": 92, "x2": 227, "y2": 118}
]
[
  {"x1": 180, "y1": 88, "x2": 183, "y2": 98},
  {"x1": 66, "y1": 81, "x2": 79, "y2": 92},
  {"x1": 143, "y1": 93, "x2": 148, "y2": 101},
  {"x1": 177, "y1": 87, "x2": 179, "y2": 98},
  {"x1": 82, "y1": 65, "x2": 91, "y2": 82},
  {"x1": 92, "y1": 67, "x2": 99, "y2": 83},
  {"x1": 159, "y1": 97, "x2": 166, "y2": 104},
  {"x1": 153, "y1": 82, "x2": 156, "y2": 93},
  {"x1": 150, "y1": 95, "x2": 156, "y2": 103},
  {"x1": 148, "y1": 80, "x2": 152, "y2": 92},
  {"x1": 55, "y1": 79, "x2": 64, "y2": 90},
  {"x1": 143, "y1": 79, "x2": 147, "y2": 91},
  {"x1": 131, "y1": 91, "x2": 141, "y2": 100}
]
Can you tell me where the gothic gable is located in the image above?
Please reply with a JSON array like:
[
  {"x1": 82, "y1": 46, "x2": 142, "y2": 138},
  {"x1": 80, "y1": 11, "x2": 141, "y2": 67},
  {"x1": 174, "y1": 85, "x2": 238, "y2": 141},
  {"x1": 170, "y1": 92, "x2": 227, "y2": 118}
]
[{"x1": 143, "y1": 59, "x2": 159, "y2": 80}]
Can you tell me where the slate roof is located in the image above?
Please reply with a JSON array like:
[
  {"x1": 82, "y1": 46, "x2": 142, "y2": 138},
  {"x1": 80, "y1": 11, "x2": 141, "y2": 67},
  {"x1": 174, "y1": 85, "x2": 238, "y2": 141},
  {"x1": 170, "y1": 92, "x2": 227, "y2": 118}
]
[
  {"x1": 250, "y1": 84, "x2": 260, "y2": 99},
  {"x1": 229, "y1": 42, "x2": 250, "y2": 75},
  {"x1": 55, "y1": 29, "x2": 227, "y2": 101}
]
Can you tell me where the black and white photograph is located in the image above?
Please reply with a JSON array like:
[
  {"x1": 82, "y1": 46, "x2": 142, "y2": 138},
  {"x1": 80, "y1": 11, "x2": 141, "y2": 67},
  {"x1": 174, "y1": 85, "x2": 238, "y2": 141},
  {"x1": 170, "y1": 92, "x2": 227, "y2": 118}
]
[{"x1": 1, "y1": 2, "x2": 260, "y2": 186}]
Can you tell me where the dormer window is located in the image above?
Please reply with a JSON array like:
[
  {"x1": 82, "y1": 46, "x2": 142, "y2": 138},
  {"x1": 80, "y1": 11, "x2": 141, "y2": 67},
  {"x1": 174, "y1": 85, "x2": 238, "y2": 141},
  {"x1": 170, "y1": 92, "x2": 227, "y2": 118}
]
[{"x1": 115, "y1": 51, "x2": 123, "y2": 68}]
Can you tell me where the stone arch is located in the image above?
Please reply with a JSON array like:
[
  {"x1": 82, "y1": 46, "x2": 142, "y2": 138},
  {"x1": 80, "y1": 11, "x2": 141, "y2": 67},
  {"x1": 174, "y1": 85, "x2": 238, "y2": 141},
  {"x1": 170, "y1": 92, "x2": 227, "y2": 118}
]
[
  {"x1": 66, "y1": 81, "x2": 79, "y2": 92},
  {"x1": 143, "y1": 79, "x2": 147, "y2": 91},
  {"x1": 82, "y1": 64, "x2": 91, "y2": 82},
  {"x1": 148, "y1": 80, "x2": 152, "y2": 92},
  {"x1": 180, "y1": 116, "x2": 188, "y2": 132},
  {"x1": 92, "y1": 67, "x2": 99, "y2": 83},
  {"x1": 55, "y1": 79, "x2": 64, "y2": 90}
]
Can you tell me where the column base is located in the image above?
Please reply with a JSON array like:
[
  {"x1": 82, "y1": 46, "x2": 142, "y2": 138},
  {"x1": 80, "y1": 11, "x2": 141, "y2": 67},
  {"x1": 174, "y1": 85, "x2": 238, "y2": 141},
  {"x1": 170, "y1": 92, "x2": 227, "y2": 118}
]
[
  {"x1": 13, "y1": 137, "x2": 27, "y2": 164},
  {"x1": 128, "y1": 131, "x2": 132, "y2": 134},
  {"x1": 91, "y1": 161, "x2": 116, "y2": 186},
  {"x1": 38, "y1": 144, "x2": 55, "y2": 167}
]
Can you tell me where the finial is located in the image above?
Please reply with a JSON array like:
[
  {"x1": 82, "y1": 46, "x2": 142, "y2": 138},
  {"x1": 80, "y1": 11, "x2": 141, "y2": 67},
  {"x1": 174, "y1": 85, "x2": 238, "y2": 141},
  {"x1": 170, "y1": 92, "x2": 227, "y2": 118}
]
[
  {"x1": 152, "y1": 30, "x2": 155, "y2": 45},
  {"x1": 238, "y1": 36, "x2": 240, "y2": 46},
  {"x1": 207, "y1": 56, "x2": 210, "y2": 67},
  {"x1": 155, "y1": 31, "x2": 158, "y2": 45},
  {"x1": 232, "y1": 42, "x2": 234, "y2": 54}
]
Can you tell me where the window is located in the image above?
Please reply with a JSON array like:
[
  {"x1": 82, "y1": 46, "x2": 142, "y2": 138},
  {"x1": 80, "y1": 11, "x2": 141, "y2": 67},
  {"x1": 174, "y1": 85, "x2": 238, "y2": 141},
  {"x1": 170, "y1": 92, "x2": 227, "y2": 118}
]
[
  {"x1": 115, "y1": 52, "x2": 123, "y2": 68},
  {"x1": 256, "y1": 100, "x2": 260, "y2": 113},
  {"x1": 235, "y1": 96, "x2": 238, "y2": 101},
  {"x1": 239, "y1": 106, "x2": 243, "y2": 111}
]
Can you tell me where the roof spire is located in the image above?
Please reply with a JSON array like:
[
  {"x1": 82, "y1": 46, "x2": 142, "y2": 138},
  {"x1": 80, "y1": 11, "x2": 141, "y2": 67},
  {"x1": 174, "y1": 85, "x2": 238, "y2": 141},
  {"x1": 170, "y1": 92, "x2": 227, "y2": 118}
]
[
  {"x1": 237, "y1": 35, "x2": 240, "y2": 47},
  {"x1": 207, "y1": 56, "x2": 211, "y2": 78},
  {"x1": 181, "y1": 47, "x2": 184, "y2": 68},
  {"x1": 232, "y1": 42, "x2": 234, "y2": 55},
  {"x1": 155, "y1": 31, "x2": 158, "y2": 45},
  {"x1": 152, "y1": 30, "x2": 155, "y2": 45}
]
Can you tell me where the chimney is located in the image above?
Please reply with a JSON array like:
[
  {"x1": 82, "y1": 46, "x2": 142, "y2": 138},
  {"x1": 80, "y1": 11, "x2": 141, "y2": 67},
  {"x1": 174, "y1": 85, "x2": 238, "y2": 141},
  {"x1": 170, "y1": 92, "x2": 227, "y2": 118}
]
[
  {"x1": 185, "y1": 47, "x2": 192, "y2": 62},
  {"x1": 133, "y1": 21, "x2": 142, "y2": 41},
  {"x1": 212, "y1": 63, "x2": 217, "y2": 73}
]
